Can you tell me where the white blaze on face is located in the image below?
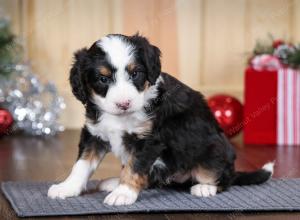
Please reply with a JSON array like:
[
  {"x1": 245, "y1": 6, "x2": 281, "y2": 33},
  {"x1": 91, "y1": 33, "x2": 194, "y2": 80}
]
[{"x1": 94, "y1": 35, "x2": 145, "y2": 115}]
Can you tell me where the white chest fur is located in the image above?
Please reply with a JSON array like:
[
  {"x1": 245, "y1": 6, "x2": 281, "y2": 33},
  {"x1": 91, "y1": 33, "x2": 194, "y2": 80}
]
[{"x1": 86, "y1": 111, "x2": 152, "y2": 164}]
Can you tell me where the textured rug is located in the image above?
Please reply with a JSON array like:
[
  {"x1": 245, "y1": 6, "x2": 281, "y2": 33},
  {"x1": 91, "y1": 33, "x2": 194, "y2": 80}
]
[{"x1": 2, "y1": 179, "x2": 300, "y2": 217}]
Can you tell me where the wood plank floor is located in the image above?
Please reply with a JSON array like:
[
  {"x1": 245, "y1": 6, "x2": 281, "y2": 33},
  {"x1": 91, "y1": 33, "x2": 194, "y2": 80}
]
[{"x1": 0, "y1": 130, "x2": 300, "y2": 219}]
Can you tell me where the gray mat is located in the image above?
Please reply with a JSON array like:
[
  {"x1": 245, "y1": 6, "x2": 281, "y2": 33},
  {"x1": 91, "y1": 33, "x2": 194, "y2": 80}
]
[{"x1": 2, "y1": 179, "x2": 300, "y2": 217}]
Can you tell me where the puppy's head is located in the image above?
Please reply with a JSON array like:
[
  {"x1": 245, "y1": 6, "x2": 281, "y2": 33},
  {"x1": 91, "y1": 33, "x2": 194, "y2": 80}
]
[{"x1": 69, "y1": 34, "x2": 161, "y2": 115}]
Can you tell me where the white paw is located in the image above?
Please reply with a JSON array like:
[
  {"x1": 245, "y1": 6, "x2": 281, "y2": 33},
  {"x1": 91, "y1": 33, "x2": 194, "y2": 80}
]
[
  {"x1": 190, "y1": 184, "x2": 217, "y2": 197},
  {"x1": 103, "y1": 184, "x2": 138, "y2": 206},
  {"x1": 48, "y1": 181, "x2": 83, "y2": 199},
  {"x1": 98, "y1": 177, "x2": 120, "y2": 192}
]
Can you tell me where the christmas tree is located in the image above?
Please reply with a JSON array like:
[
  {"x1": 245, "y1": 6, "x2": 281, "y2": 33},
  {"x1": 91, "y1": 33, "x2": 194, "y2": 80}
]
[
  {"x1": 0, "y1": 17, "x2": 65, "y2": 136},
  {"x1": 0, "y1": 18, "x2": 20, "y2": 77}
]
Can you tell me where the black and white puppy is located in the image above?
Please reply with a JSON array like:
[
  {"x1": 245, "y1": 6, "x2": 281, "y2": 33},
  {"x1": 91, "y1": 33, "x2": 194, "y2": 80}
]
[{"x1": 48, "y1": 34, "x2": 274, "y2": 206}]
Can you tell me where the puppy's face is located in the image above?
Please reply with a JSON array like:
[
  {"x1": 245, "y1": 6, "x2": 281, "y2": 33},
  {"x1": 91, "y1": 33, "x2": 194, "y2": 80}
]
[{"x1": 70, "y1": 34, "x2": 161, "y2": 115}]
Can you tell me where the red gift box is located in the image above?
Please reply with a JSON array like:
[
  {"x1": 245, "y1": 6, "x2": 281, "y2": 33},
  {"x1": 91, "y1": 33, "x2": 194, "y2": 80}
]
[{"x1": 244, "y1": 67, "x2": 300, "y2": 145}]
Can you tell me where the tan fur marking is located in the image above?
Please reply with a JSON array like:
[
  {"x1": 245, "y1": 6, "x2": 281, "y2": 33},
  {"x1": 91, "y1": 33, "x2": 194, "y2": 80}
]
[
  {"x1": 144, "y1": 81, "x2": 150, "y2": 90},
  {"x1": 191, "y1": 165, "x2": 217, "y2": 185},
  {"x1": 98, "y1": 66, "x2": 111, "y2": 76},
  {"x1": 120, "y1": 159, "x2": 148, "y2": 192},
  {"x1": 81, "y1": 147, "x2": 99, "y2": 162},
  {"x1": 127, "y1": 63, "x2": 136, "y2": 72}
]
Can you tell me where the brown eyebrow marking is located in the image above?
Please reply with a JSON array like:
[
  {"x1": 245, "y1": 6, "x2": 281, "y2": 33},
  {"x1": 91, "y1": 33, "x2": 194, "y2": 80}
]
[
  {"x1": 127, "y1": 63, "x2": 136, "y2": 72},
  {"x1": 98, "y1": 66, "x2": 111, "y2": 76}
]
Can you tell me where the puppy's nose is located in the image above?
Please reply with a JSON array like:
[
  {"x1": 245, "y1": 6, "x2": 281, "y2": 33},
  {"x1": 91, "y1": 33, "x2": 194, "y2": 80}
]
[{"x1": 116, "y1": 100, "x2": 131, "y2": 110}]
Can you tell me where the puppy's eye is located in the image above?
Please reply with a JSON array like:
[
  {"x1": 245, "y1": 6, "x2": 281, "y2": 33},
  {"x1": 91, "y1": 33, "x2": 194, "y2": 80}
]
[
  {"x1": 100, "y1": 76, "x2": 109, "y2": 84},
  {"x1": 131, "y1": 71, "x2": 141, "y2": 80}
]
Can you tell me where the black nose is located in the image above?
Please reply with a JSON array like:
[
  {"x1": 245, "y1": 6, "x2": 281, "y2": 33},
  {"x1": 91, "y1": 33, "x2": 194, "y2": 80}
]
[{"x1": 116, "y1": 100, "x2": 131, "y2": 110}]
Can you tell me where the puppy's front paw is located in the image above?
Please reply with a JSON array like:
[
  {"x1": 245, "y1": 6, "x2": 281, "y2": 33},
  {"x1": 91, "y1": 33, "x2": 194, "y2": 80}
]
[
  {"x1": 103, "y1": 184, "x2": 138, "y2": 206},
  {"x1": 48, "y1": 181, "x2": 83, "y2": 199},
  {"x1": 190, "y1": 184, "x2": 217, "y2": 197},
  {"x1": 98, "y1": 177, "x2": 120, "y2": 192}
]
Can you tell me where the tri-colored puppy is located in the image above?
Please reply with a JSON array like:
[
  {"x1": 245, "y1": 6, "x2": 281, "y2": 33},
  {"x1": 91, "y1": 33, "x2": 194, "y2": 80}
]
[{"x1": 48, "y1": 34, "x2": 274, "y2": 206}]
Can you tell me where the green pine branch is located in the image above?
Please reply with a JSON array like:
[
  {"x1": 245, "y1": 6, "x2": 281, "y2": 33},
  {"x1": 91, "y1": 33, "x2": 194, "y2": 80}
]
[
  {"x1": 286, "y1": 46, "x2": 300, "y2": 68},
  {"x1": 253, "y1": 39, "x2": 274, "y2": 55},
  {"x1": 0, "y1": 18, "x2": 21, "y2": 77}
]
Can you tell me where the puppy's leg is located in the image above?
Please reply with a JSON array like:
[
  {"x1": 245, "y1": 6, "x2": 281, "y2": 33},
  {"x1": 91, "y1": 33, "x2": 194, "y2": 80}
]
[
  {"x1": 190, "y1": 165, "x2": 218, "y2": 197},
  {"x1": 48, "y1": 157, "x2": 102, "y2": 199},
  {"x1": 48, "y1": 128, "x2": 107, "y2": 199},
  {"x1": 104, "y1": 158, "x2": 148, "y2": 206}
]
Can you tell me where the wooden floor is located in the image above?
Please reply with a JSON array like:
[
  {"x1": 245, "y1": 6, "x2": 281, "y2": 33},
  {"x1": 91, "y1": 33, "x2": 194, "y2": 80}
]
[{"x1": 0, "y1": 130, "x2": 300, "y2": 219}]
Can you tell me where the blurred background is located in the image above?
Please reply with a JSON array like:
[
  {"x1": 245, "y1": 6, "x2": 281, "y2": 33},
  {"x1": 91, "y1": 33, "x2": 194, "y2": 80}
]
[{"x1": 0, "y1": 0, "x2": 299, "y2": 132}]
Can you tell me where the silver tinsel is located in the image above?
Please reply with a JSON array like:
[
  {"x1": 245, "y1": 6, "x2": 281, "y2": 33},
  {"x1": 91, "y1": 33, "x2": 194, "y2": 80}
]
[{"x1": 0, "y1": 64, "x2": 65, "y2": 135}]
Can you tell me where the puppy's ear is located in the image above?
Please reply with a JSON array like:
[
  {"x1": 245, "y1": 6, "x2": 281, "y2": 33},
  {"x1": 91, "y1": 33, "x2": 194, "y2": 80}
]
[
  {"x1": 145, "y1": 44, "x2": 161, "y2": 85},
  {"x1": 69, "y1": 48, "x2": 89, "y2": 104},
  {"x1": 131, "y1": 34, "x2": 161, "y2": 85}
]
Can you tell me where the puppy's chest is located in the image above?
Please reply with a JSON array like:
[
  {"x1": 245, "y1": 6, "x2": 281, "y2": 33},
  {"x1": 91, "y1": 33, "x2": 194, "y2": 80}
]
[{"x1": 86, "y1": 112, "x2": 152, "y2": 163}]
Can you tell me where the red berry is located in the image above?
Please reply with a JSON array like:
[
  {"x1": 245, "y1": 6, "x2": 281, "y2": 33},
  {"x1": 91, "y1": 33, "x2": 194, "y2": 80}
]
[{"x1": 273, "y1": 39, "x2": 284, "y2": 48}]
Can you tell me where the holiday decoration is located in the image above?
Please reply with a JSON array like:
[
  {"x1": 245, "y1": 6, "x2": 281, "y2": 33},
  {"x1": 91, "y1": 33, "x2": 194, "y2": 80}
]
[
  {"x1": 272, "y1": 39, "x2": 284, "y2": 48},
  {"x1": 244, "y1": 36, "x2": 300, "y2": 145},
  {"x1": 244, "y1": 67, "x2": 300, "y2": 145},
  {"x1": 0, "y1": 65, "x2": 65, "y2": 135},
  {"x1": 0, "y1": 17, "x2": 21, "y2": 77},
  {"x1": 0, "y1": 108, "x2": 13, "y2": 135},
  {"x1": 0, "y1": 17, "x2": 65, "y2": 136},
  {"x1": 251, "y1": 54, "x2": 282, "y2": 71},
  {"x1": 207, "y1": 94, "x2": 243, "y2": 138},
  {"x1": 251, "y1": 35, "x2": 300, "y2": 69}
]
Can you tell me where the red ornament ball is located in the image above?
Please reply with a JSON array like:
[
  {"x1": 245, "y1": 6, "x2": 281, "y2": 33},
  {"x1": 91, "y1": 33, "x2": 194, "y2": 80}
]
[
  {"x1": 207, "y1": 95, "x2": 243, "y2": 138},
  {"x1": 0, "y1": 108, "x2": 14, "y2": 135}
]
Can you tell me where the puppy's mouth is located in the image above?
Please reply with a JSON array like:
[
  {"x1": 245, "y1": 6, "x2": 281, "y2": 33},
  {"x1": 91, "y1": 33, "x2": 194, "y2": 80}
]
[
  {"x1": 104, "y1": 108, "x2": 136, "y2": 116},
  {"x1": 115, "y1": 109, "x2": 135, "y2": 115}
]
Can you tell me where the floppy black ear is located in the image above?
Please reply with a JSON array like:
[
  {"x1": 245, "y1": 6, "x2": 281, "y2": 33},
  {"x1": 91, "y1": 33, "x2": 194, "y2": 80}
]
[
  {"x1": 144, "y1": 44, "x2": 161, "y2": 85},
  {"x1": 69, "y1": 48, "x2": 89, "y2": 104},
  {"x1": 131, "y1": 34, "x2": 161, "y2": 85}
]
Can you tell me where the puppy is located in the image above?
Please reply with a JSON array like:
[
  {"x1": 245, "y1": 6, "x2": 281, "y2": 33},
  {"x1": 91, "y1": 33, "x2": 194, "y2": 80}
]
[{"x1": 48, "y1": 34, "x2": 274, "y2": 206}]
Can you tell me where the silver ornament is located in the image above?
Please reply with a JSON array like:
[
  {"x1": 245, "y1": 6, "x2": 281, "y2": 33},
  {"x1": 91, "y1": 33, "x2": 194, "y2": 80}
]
[{"x1": 0, "y1": 64, "x2": 65, "y2": 135}]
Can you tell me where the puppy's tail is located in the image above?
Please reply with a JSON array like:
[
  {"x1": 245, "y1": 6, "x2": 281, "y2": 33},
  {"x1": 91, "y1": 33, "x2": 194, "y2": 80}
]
[{"x1": 232, "y1": 162, "x2": 274, "y2": 186}]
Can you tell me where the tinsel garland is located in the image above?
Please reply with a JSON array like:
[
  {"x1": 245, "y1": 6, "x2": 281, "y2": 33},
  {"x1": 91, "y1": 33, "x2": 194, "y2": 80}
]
[{"x1": 0, "y1": 65, "x2": 65, "y2": 135}]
